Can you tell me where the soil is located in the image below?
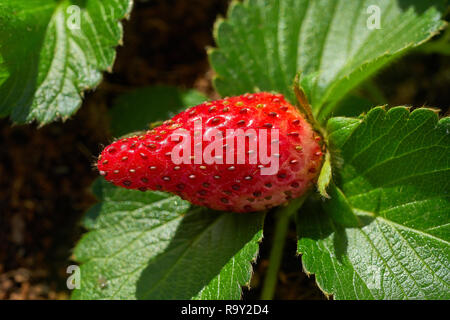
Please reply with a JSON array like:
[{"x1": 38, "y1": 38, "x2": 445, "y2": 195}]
[{"x1": 0, "y1": 0, "x2": 448, "y2": 300}]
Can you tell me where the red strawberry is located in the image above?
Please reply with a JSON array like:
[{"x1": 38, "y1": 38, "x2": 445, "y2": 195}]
[{"x1": 97, "y1": 92, "x2": 323, "y2": 212}]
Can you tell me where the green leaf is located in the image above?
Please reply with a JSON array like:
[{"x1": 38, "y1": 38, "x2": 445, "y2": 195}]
[
  {"x1": 110, "y1": 86, "x2": 206, "y2": 137},
  {"x1": 297, "y1": 107, "x2": 450, "y2": 299},
  {"x1": 209, "y1": 0, "x2": 446, "y2": 121},
  {"x1": 417, "y1": 24, "x2": 450, "y2": 56},
  {"x1": 0, "y1": 54, "x2": 8, "y2": 88},
  {"x1": 72, "y1": 179, "x2": 265, "y2": 300},
  {"x1": 0, "y1": 0, "x2": 133, "y2": 125}
]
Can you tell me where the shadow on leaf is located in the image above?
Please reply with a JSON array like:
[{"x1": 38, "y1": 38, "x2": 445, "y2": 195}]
[
  {"x1": 297, "y1": 197, "x2": 375, "y2": 263},
  {"x1": 135, "y1": 209, "x2": 263, "y2": 299}
]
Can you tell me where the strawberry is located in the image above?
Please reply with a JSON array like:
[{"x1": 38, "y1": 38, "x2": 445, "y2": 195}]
[{"x1": 97, "y1": 92, "x2": 323, "y2": 212}]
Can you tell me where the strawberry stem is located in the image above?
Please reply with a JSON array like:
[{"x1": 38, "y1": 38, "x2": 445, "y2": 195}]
[
  {"x1": 293, "y1": 75, "x2": 325, "y2": 139},
  {"x1": 293, "y1": 83, "x2": 315, "y2": 125},
  {"x1": 260, "y1": 194, "x2": 308, "y2": 300}
]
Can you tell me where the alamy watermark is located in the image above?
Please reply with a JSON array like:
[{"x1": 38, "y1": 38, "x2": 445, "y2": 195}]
[
  {"x1": 169, "y1": 118, "x2": 280, "y2": 175},
  {"x1": 66, "y1": 265, "x2": 81, "y2": 289},
  {"x1": 66, "y1": 5, "x2": 81, "y2": 30},
  {"x1": 367, "y1": 5, "x2": 381, "y2": 30},
  {"x1": 366, "y1": 265, "x2": 381, "y2": 290}
]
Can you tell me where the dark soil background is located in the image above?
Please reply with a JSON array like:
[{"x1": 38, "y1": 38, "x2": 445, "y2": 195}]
[{"x1": 0, "y1": 0, "x2": 448, "y2": 300}]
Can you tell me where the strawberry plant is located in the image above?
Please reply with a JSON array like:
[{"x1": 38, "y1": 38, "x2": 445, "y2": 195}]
[
  {"x1": 0, "y1": 0, "x2": 133, "y2": 124},
  {"x1": 1, "y1": 0, "x2": 449, "y2": 300}
]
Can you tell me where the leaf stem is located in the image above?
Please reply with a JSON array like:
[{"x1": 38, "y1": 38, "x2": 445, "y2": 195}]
[
  {"x1": 416, "y1": 25, "x2": 450, "y2": 56},
  {"x1": 260, "y1": 195, "x2": 307, "y2": 300}
]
